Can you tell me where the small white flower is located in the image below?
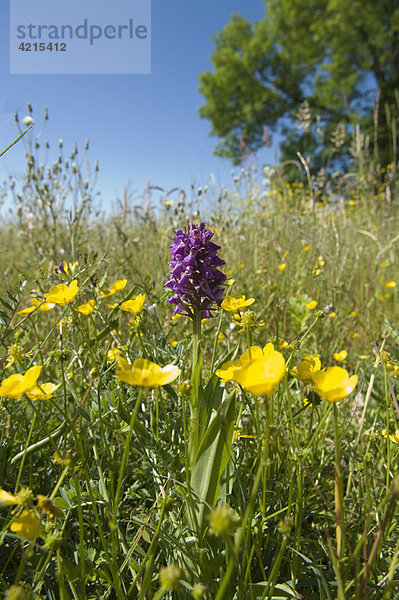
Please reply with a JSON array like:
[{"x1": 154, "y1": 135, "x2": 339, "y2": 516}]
[{"x1": 22, "y1": 116, "x2": 34, "y2": 126}]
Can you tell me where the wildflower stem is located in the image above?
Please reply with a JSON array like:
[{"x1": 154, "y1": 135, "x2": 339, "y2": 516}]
[
  {"x1": 50, "y1": 465, "x2": 70, "y2": 499},
  {"x1": 0, "y1": 124, "x2": 33, "y2": 157},
  {"x1": 261, "y1": 396, "x2": 271, "y2": 517},
  {"x1": 217, "y1": 422, "x2": 270, "y2": 600},
  {"x1": 305, "y1": 403, "x2": 332, "y2": 449},
  {"x1": 10, "y1": 419, "x2": 67, "y2": 465},
  {"x1": 14, "y1": 409, "x2": 38, "y2": 493},
  {"x1": 333, "y1": 402, "x2": 345, "y2": 560},
  {"x1": 286, "y1": 313, "x2": 323, "y2": 370},
  {"x1": 192, "y1": 309, "x2": 202, "y2": 379},
  {"x1": 74, "y1": 476, "x2": 86, "y2": 588},
  {"x1": 180, "y1": 389, "x2": 190, "y2": 481},
  {"x1": 384, "y1": 366, "x2": 391, "y2": 491},
  {"x1": 246, "y1": 325, "x2": 252, "y2": 358},
  {"x1": 189, "y1": 309, "x2": 202, "y2": 466},
  {"x1": 113, "y1": 388, "x2": 143, "y2": 517}
]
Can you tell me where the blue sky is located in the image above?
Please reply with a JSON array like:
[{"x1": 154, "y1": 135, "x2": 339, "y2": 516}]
[{"x1": 0, "y1": 0, "x2": 275, "y2": 210}]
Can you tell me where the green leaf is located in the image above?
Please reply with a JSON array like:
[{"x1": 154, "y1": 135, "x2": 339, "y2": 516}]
[
  {"x1": 189, "y1": 389, "x2": 236, "y2": 533},
  {"x1": 199, "y1": 374, "x2": 224, "y2": 431},
  {"x1": 92, "y1": 319, "x2": 119, "y2": 343},
  {"x1": 0, "y1": 298, "x2": 13, "y2": 311},
  {"x1": 383, "y1": 314, "x2": 399, "y2": 345},
  {"x1": 53, "y1": 497, "x2": 69, "y2": 511},
  {"x1": 250, "y1": 581, "x2": 304, "y2": 598}
]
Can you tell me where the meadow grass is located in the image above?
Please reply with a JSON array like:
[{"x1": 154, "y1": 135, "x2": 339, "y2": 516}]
[{"x1": 0, "y1": 133, "x2": 399, "y2": 600}]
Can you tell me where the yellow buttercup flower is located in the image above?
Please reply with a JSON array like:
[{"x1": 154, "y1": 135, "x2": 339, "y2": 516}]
[
  {"x1": 107, "y1": 347, "x2": 121, "y2": 362},
  {"x1": 216, "y1": 360, "x2": 238, "y2": 383},
  {"x1": 380, "y1": 429, "x2": 399, "y2": 445},
  {"x1": 386, "y1": 281, "x2": 396, "y2": 289},
  {"x1": 306, "y1": 300, "x2": 318, "y2": 310},
  {"x1": 44, "y1": 280, "x2": 78, "y2": 305},
  {"x1": 116, "y1": 356, "x2": 180, "y2": 387},
  {"x1": 310, "y1": 366, "x2": 357, "y2": 403},
  {"x1": 76, "y1": 299, "x2": 95, "y2": 315},
  {"x1": 216, "y1": 346, "x2": 266, "y2": 383},
  {"x1": 119, "y1": 294, "x2": 145, "y2": 315},
  {"x1": 291, "y1": 355, "x2": 321, "y2": 384},
  {"x1": 111, "y1": 279, "x2": 127, "y2": 292},
  {"x1": 278, "y1": 338, "x2": 292, "y2": 350},
  {"x1": 333, "y1": 350, "x2": 347, "y2": 362},
  {"x1": 234, "y1": 343, "x2": 286, "y2": 396},
  {"x1": 278, "y1": 263, "x2": 286, "y2": 271},
  {"x1": 0, "y1": 489, "x2": 20, "y2": 507},
  {"x1": 17, "y1": 298, "x2": 55, "y2": 315},
  {"x1": 221, "y1": 295, "x2": 255, "y2": 312},
  {"x1": 26, "y1": 382, "x2": 61, "y2": 401},
  {"x1": 10, "y1": 508, "x2": 41, "y2": 542},
  {"x1": 98, "y1": 279, "x2": 127, "y2": 297},
  {"x1": 0, "y1": 366, "x2": 41, "y2": 399},
  {"x1": 217, "y1": 344, "x2": 285, "y2": 396}
]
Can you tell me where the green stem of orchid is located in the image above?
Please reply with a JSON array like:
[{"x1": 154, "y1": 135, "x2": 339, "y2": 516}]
[
  {"x1": 189, "y1": 309, "x2": 202, "y2": 467},
  {"x1": 192, "y1": 309, "x2": 202, "y2": 379}
]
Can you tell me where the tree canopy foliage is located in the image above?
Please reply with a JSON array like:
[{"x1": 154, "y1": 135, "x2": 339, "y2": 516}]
[{"x1": 198, "y1": 0, "x2": 399, "y2": 170}]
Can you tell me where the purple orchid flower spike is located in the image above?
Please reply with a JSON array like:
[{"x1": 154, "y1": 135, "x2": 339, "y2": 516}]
[{"x1": 165, "y1": 222, "x2": 226, "y2": 319}]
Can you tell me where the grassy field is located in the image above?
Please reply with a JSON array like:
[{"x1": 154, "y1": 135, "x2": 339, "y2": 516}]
[{"x1": 1, "y1": 132, "x2": 399, "y2": 600}]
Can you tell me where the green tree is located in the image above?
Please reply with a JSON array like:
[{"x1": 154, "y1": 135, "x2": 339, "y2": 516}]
[{"x1": 198, "y1": 0, "x2": 399, "y2": 171}]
